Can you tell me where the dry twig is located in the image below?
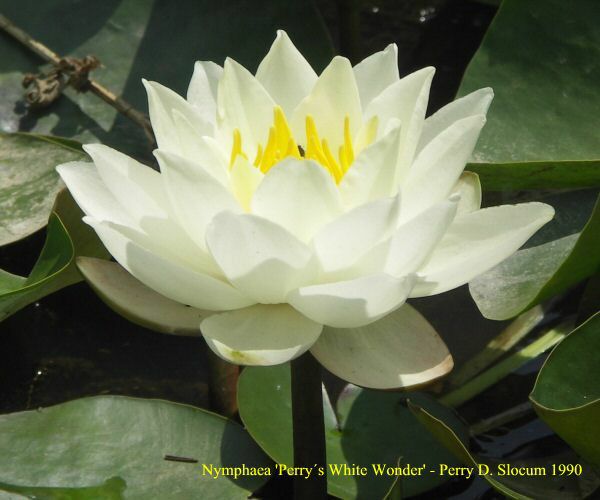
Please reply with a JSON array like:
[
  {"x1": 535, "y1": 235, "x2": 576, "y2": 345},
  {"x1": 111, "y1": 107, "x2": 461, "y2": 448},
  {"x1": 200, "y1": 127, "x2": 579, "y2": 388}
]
[{"x1": 0, "y1": 13, "x2": 155, "y2": 144}]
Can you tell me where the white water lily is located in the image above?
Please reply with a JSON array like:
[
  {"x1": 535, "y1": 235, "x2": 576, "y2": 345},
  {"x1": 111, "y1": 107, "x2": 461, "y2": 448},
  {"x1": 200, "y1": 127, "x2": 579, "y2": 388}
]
[{"x1": 57, "y1": 31, "x2": 554, "y2": 389}]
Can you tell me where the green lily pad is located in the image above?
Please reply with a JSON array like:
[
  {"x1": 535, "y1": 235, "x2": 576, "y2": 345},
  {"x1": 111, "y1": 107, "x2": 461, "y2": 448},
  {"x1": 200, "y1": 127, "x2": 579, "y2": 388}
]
[
  {"x1": 0, "y1": 132, "x2": 86, "y2": 246},
  {"x1": 0, "y1": 476, "x2": 126, "y2": 499},
  {"x1": 0, "y1": 396, "x2": 271, "y2": 499},
  {"x1": 0, "y1": 189, "x2": 108, "y2": 322},
  {"x1": 530, "y1": 312, "x2": 600, "y2": 468},
  {"x1": 459, "y1": 0, "x2": 600, "y2": 189},
  {"x1": 469, "y1": 191, "x2": 599, "y2": 320},
  {"x1": 408, "y1": 400, "x2": 598, "y2": 500},
  {"x1": 0, "y1": 0, "x2": 333, "y2": 159},
  {"x1": 409, "y1": 402, "x2": 598, "y2": 500},
  {"x1": 237, "y1": 363, "x2": 468, "y2": 499},
  {"x1": 467, "y1": 162, "x2": 600, "y2": 192}
]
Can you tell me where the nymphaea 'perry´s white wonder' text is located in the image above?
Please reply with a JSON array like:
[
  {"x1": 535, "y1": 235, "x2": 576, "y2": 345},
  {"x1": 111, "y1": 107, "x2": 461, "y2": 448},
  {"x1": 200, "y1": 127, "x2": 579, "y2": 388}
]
[{"x1": 57, "y1": 31, "x2": 554, "y2": 389}]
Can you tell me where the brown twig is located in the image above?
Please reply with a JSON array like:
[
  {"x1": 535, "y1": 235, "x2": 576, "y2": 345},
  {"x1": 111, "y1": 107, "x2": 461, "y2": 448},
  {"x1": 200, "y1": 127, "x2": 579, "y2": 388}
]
[{"x1": 0, "y1": 13, "x2": 155, "y2": 144}]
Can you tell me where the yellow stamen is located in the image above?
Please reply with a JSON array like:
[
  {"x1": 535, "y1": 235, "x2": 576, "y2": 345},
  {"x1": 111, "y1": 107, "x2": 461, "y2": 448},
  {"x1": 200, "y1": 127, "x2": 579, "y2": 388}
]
[
  {"x1": 260, "y1": 127, "x2": 277, "y2": 172},
  {"x1": 286, "y1": 138, "x2": 301, "y2": 159},
  {"x1": 230, "y1": 128, "x2": 243, "y2": 168},
  {"x1": 273, "y1": 106, "x2": 291, "y2": 151},
  {"x1": 253, "y1": 144, "x2": 263, "y2": 166},
  {"x1": 305, "y1": 116, "x2": 329, "y2": 167},
  {"x1": 343, "y1": 115, "x2": 354, "y2": 165},
  {"x1": 339, "y1": 145, "x2": 349, "y2": 173},
  {"x1": 228, "y1": 107, "x2": 376, "y2": 183}
]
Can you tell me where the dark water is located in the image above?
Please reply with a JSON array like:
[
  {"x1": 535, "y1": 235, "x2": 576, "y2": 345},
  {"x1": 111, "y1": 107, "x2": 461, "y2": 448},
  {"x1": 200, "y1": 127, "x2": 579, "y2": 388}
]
[{"x1": 3, "y1": 1, "x2": 591, "y2": 499}]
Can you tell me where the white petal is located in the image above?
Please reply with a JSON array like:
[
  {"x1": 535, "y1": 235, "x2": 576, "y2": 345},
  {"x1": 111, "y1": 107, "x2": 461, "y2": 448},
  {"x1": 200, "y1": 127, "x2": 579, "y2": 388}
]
[
  {"x1": 313, "y1": 194, "x2": 400, "y2": 275},
  {"x1": 143, "y1": 79, "x2": 212, "y2": 151},
  {"x1": 77, "y1": 257, "x2": 207, "y2": 336},
  {"x1": 59, "y1": 156, "x2": 220, "y2": 276},
  {"x1": 359, "y1": 197, "x2": 459, "y2": 278},
  {"x1": 291, "y1": 56, "x2": 362, "y2": 152},
  {"x1": 229, "y1": 156, "x2": 263, "y2": 211},
  {"x1": 339, "y1": 124, "x2": 402, "y2": 207},
  {"x1": 251, "y1": 158, "x2": 343, "y2": 243},
  {"x1": 353, "y1": 43, "x2": 399, "y2": 108},
  {"x1": 310, "y1": 304, "x2": 452, "y2": 389},
  {"x1": 83, "y1": 144, "x2": 167, "y2": 222},
  {"x1": 201, "y1": 304, "x2": 323, "y2": 366},
  {"x1": 401, "y1": 114, "x2": 486, "y2": 221},
  {"x1": 418, "y1": 87, "x2": 493, "y2": 154},
  {"x1": 171, "y1": 110, "x2": 229, "y2": 186},
  {"x1": 453, "y1": 172, "x2": 481, "y2": 215},
  {"x1": 255, "y1": 30, "x2": 318, "y2": 117},
  {"x1": 86, "y1": 218, "x2": 254, "y2": 311},
  {"x1": 187, "y1": 60, "x2": 223, "y2": 124},
  {"x1": 154, "y1": 150, "x2": 241, "y2": 250},
  {"x1": 412, "y1": 202, "x2": 555, "y2": 297},
  {"x1": 288, "y1": 273, "x2": 416, "y2": 328},
  {"x1": 364, "y1": 67, "x2": 435, "y2": 171},
  {"x1": 206, "y1": 212, "x2": 316, "y2": 303},
  {"x1": 56, "y1": 161, "x2": 133, "y2": 226},
  {"x1": 217, "y1": 58, "x2": 276, "y2": 158},
  {"x1": 81, "y1": 144, "x2": 208, "y2": 259}
]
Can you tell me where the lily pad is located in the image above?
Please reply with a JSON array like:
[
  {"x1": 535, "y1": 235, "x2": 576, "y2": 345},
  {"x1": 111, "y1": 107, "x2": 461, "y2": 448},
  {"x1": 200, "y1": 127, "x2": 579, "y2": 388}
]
[
  {"x1": 0, "y1": 132, "x2": 86, "y2": 246},
  {"x1": 459, "y1": 0, "x2": 600, "y2": 187},
  {"x1": 0, "y1": 0, "x2": 334, "y2": 159},
  {"x1": 0, "y1": 189, "x2": 108, "y2": 322},
  {"x1": 0, "y1": 396, "x2": 271, "y2": 499},
  {"x1": 409, "y1": 402, "x2": 598, "y2": 500},
  {"x1": 461, "y1": 0, "x2": 600, "y2": 320},
  {"x1": 0, "y1": 476, "x2": 126, "y2": 499},
  {"x1": 530, "y1": 312, "x2": 600, "y2": 468},
  {"x1": 469, "y1": 191, "x2": 599, "y2": 320},
  {"x1": 467, "y1": 162, "x2": 600, "y2": 192},
  {"x1": 237, "y1": 363, "x2": 468, "y2": 499}
]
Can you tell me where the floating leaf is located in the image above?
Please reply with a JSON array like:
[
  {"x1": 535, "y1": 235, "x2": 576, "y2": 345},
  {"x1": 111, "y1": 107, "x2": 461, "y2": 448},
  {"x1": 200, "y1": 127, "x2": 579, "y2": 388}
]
[
  {"x1": 468, "y1": 162, "x2": 600, "y2": 192},
  {"x1": 459, "y1": 0, "x2": 600, "y2": 189},
  {"x1": 0, "y1": 396, "x2": 270, "y2": 498},
  {"x1": 0, "y1": 0, "x2": 334, "y2": 159},
  {"x1": 409, "y1": 402, "x2": 598, "y2": 499},
  {"x1": 461, "y1": 0, "x2": 600, "y2": 318},
  {"x1": 237, "y1": 363, "x2": 468, "y2": 498},
  {"x1": 0, "y1": 189, "x2": 108, "y2": 322},
  {"x1": 531, "y1": 312, "x2": 600, "y2": 468},
  {"x1": 0, "y1": 132, "x2": 86, "y2": 246},
  {"x1": 469, "y1": 191, "x2": 599, "y2": 320},
  {"x1": 0, "y1": 476, "x2": 126, "y2": 499}
]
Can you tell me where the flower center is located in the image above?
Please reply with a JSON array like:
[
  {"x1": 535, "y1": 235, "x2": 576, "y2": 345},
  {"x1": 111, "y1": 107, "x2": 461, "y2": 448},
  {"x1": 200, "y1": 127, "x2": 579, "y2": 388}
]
[{"x1": 229, "y1": 106, "x2": 375, "y2": 183}]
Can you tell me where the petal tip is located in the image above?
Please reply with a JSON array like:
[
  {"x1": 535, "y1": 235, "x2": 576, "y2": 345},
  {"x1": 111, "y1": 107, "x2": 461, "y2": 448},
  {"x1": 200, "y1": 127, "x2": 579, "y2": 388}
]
[
  {"x1": 541, "y1": 203, "x2": 556, "y2": 221},
  {"x1": 385, "y1": 43, "x2": 398, "y2": 55},
  {"x1": 81, "y1": 143, "x2": 104, "y2": 156}
]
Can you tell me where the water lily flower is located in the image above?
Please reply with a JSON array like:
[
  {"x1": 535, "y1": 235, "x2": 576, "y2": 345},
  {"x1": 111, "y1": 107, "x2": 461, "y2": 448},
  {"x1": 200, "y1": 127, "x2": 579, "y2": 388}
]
[{"x1": 57, "y1": 31, "x2": 553, "y2": 389}]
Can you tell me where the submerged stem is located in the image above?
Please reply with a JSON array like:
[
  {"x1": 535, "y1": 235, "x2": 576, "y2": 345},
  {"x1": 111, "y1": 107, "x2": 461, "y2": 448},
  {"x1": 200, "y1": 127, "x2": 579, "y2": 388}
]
[
  {"x1": 440, "y1": 321, "x2": 572, "y2": 408},
  {"x1": 206, "y1": 351, "x2": 239, "y2": 417},
  {"x1": 290, "y1": 352, "x2": 327, "y2": 500}
]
